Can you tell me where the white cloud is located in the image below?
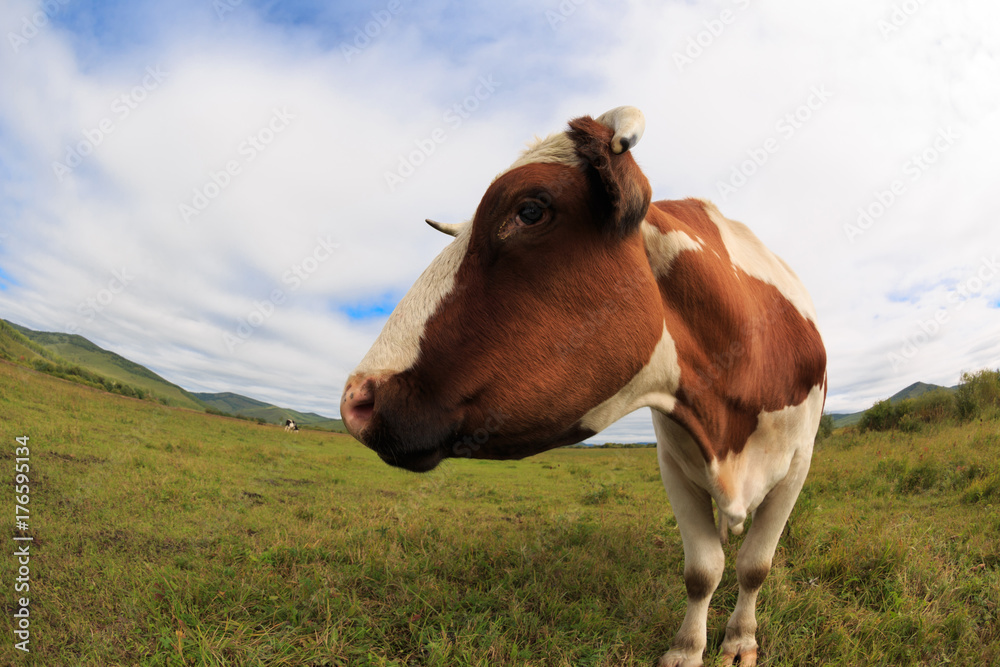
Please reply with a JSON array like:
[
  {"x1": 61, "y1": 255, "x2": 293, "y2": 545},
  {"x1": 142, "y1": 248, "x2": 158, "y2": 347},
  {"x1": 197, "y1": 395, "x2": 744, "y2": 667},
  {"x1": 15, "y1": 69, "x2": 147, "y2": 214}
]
[{"x1": 1, "y1": 0, "x2": 999, "y2": 444}]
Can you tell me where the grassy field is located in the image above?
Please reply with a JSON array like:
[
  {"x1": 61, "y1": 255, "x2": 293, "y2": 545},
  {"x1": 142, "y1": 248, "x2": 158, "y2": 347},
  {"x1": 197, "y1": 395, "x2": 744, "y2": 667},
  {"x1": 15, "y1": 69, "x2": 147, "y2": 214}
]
[{"x1": 1, "y1": 359, "x2": 999, "y2": 666}]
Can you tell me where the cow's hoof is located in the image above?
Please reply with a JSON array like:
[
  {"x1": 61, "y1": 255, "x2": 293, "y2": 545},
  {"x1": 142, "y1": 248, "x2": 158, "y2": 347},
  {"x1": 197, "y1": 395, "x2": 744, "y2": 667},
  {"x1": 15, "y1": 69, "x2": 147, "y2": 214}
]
[
  {"x1": 720, "y1": 645, "x2": 757, "y2": 666},
  {"x1": 657, "y1": 649, "x2": 703, "y2": 667}
]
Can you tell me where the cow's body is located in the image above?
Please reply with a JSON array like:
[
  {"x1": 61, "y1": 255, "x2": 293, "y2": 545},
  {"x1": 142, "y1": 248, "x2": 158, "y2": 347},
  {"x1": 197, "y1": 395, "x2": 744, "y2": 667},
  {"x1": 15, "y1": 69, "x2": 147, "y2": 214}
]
[
  {"x1": 284, "y1": 419, "x2": 298, "y2": 432},
  {"x1": 341, "y1": 108, "x2": 826, "y2": 666}
]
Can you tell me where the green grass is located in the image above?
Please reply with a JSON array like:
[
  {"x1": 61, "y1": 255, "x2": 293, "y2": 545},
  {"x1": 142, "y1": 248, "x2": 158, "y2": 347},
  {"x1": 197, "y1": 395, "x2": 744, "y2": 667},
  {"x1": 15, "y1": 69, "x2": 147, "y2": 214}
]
[{"x1": 1, "y1": 360, "x2": 998, "y2": 665}]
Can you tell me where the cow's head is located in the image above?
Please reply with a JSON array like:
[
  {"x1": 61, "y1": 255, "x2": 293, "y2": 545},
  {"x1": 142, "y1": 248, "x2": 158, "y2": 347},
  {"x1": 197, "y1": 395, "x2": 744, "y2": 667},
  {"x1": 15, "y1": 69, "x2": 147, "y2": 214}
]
[{"x1": 341, "y1": 107, "x2": 671, "y2": 471}]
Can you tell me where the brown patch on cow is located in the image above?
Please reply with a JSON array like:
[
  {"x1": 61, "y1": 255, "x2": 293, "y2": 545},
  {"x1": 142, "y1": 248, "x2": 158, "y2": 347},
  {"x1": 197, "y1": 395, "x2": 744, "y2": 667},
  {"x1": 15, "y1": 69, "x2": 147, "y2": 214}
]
[
  {"x1": 684, "y1": 566, "x2": 718, "y2": 600},
  {"x1": 647, "y1": 199, "x2": 826, "y2": 462},
  {"x1": 738, "y1": 562, "x2": 771, "y2": 592}
]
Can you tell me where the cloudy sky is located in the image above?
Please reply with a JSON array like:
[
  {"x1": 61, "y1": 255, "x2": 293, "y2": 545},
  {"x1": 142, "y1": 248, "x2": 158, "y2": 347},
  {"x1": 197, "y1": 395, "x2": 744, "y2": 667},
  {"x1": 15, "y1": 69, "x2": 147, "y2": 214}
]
[{"x1": 1, "y1": 0, "x2": 998, "y2": 442}]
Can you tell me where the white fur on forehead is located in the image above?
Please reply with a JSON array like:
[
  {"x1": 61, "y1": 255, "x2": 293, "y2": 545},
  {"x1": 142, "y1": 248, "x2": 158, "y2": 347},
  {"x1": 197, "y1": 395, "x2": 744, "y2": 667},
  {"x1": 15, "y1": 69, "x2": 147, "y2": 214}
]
[{"x1": 496, "y1": 131, "x2": 581, "y2": 180}]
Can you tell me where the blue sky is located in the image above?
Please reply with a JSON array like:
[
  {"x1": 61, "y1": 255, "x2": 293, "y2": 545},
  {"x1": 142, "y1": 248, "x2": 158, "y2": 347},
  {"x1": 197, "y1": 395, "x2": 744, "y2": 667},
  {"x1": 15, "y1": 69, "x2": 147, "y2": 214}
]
[{"x1": 2, "y1": 0, "x2": 999, "y2": 442}]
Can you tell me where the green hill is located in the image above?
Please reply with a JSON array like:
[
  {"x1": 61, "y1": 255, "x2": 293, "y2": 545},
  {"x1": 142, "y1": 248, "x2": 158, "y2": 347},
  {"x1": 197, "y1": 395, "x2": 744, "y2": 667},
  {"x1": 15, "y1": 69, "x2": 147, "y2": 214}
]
[
  {"x1": 5, "y1": 320, "x2": 207, "y2": 410},
  {"x1": 0, "y1": 318, "x2": 62, "y2": 365},
  {"x1": 194, "y1": 391, "x2": 346, "y2": 431},
  {"x1": 1, "y1": 318, "x2": 343, "y2": 429},
  {"x1": 194, "y1": 391, "x2": 272, "y2": 414},
  {"x1": 889, "y1": 381, "x2": 956, "y2": 402},
  {"x1": 829, "y1": 381, "x2": 959, "y2": 428}
]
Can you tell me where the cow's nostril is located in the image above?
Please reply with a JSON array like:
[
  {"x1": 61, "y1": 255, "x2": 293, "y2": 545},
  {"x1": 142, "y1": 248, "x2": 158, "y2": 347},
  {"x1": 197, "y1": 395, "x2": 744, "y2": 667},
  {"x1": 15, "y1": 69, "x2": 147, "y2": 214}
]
[
  {"x1": 341, "y1": 376, "x2": 378, "y2": 437},
  {"x1": 350, "y1": 398, "x2": 375, "y2": 423}
]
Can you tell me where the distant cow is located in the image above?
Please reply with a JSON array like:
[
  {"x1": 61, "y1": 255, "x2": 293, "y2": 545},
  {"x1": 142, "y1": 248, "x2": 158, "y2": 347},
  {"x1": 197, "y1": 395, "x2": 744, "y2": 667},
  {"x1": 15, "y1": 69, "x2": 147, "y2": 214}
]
[
  {"x1": 284, "y1": 419, "x2": 298, "y2": 432},
  {"x1": 341, "y1": 107, "x2": 826, "y2": 666}
]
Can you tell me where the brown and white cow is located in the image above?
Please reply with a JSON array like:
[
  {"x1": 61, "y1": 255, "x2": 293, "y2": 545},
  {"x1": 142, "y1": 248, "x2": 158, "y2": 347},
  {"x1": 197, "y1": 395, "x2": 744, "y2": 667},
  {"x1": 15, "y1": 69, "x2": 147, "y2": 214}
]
[{"x1": 341, "y1": 107, "x2": 826, "y2": 667}]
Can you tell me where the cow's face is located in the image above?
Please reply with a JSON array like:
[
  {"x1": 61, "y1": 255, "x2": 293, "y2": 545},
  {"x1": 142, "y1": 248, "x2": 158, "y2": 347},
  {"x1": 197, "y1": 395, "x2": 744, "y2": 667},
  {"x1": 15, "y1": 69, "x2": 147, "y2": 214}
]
[{"x1": 342, "y1": 109, "x2": 666, "y2": 471}]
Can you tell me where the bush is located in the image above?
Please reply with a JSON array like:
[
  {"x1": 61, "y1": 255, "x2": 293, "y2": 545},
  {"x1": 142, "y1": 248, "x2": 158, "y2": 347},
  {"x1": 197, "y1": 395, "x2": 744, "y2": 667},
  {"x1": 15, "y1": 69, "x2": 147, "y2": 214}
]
[
  {"x1": 860, "y1": 387, "x2": 964, "y2": 432},
  {"x1": 816, "y1": 414, "x2": 835, "y2": 442},
  {"x1": 955, "y1": 369, "x2": 1000, "y2": 420},
  {"x1": 911, "y1": 389, "x2": 956, "y2": 422},
  {"x1": 859, "y1": 399, "x2": 912, "y2": 432},
  {"x1": 897, "y1": 411, "x2": 921, "y2": 433}
]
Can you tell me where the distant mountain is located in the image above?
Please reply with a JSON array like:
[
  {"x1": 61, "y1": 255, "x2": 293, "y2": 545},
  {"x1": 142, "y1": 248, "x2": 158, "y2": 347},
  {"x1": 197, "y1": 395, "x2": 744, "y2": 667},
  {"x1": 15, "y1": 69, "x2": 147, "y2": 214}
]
[
  {"x1": 194, "y1": 391, "x2": 272, "y2": 414},
  {"x1": 2, "y1": 318, "x2": 344, "y2": 430},
  {"x1": 888, "y1": 381, "x2": 956, "y2": 403},
  {"x1": 193, "y1": 391, "x2": 346, "y2": 432},
  {"x1": 828, "y1": 381, "x2": 958, "y2": 428},
  {"x1": 828, "y1": 411, "x2": 864, "y2": 429},
  {"x1": 7, "y1": 321, "x2": 207, "y2": 411}
]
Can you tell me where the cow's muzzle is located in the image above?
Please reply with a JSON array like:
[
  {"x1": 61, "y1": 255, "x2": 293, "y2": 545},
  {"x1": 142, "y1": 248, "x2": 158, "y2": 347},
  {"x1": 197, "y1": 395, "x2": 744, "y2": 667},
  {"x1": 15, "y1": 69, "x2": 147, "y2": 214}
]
[{"x1": 341, "y1": 372, "x2": 453, "y2": 472}]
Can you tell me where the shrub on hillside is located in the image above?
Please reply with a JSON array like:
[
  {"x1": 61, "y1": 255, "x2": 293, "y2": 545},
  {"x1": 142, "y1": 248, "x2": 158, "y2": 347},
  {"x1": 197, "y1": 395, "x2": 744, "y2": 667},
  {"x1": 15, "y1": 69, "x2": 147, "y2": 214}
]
[
  {"x1": 30, "y1": 357, "x2": 151, "y2": 402},
  {"x1": 860, "y1": 387, "x2": 964, "y2": 433},
  {"x1": 956, "y1": 368, "x2": 1000, "y2": 420},
  {"x1": 816, "y1": 414, "x2": 835, "y2": 442},
  {"x1": 911, "y1": 388, "x2": 957, "y2": 423},
  {"x1": 896, "y1": 410, "x2": 921, "y2": 433},
  {"x1": 859, "y1": 399, "x2": 909, "y2": 432}
]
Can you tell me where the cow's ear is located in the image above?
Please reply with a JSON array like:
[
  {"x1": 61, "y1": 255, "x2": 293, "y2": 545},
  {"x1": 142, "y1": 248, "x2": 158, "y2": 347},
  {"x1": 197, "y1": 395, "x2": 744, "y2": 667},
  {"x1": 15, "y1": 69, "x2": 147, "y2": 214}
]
[{"x1": 567, "y1": 107, "x2": 652, "y2": 239}]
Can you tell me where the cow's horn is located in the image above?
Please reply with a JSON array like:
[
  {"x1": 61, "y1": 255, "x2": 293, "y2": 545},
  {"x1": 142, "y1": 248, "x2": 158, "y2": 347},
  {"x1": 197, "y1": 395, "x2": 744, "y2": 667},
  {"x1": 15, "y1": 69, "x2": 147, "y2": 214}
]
[
  {"x1": 596, "y1": 106, "x2": 645, "y2": 154},
  {"x1": 425, "y1": 219, "x2": 466, "y2": 237}
]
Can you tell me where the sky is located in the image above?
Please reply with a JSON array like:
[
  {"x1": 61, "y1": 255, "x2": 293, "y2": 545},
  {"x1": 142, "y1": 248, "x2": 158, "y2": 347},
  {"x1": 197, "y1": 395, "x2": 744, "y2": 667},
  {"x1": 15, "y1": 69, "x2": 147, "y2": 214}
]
[{"x1": 1, "y1": 0, "x2": 998, "y2": 443}]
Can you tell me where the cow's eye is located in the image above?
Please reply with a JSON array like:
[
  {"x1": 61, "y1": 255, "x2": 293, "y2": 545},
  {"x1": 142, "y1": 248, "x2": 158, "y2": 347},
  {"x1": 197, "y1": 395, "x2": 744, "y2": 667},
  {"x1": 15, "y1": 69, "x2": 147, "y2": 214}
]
[{"x1": 517, "y1": 202, "x2": 545, "y2": 225}]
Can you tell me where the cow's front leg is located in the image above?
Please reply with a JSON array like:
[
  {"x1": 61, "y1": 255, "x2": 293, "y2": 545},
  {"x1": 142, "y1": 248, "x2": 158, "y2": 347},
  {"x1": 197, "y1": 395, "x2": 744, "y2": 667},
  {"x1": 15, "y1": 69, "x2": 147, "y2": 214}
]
[
  {"x1": 719, "y1": 447, "x2": 811, "y2": 667},
  {"x1": 657, "y1": 450, "x2": 725, "y2": 667}
]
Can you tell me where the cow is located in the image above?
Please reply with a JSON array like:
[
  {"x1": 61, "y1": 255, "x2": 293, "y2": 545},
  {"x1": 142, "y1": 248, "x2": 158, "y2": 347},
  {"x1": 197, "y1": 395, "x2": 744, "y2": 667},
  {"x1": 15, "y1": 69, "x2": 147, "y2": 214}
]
[
  {"x1": 340, "y1": 106, "x2": 826, "y2": 667},
  {"x1": 284, "y1": 419, "x2": 299, "y2": 432}
]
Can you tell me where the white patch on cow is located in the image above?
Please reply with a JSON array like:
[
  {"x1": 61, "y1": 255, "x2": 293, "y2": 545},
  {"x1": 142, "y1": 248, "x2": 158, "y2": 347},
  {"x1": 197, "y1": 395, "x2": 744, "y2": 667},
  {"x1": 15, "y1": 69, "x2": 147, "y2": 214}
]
[
  {"x1": 498, "y1": 106, "x2": 646, "y2": 179},
  {"x1": 649, "y1": 382, "x2": 824, "y2": 540},
  {"x1": 711, "y1": 382, "x2": 825, "y2": 536},
  {"x1": 578, "y1": 323, "x2": 681, "y2": 433},
  {"x1": 351, "y1": 226, "x2": 472, "y2": 377},
  {"x1": 699, "y1": 199, "x2": 818, "y2": 323},
  {"x1": 499, "y1": 131, "x2": 579, "y2": 179},
  {"x1": 640, "y1": 222, "x2": 703, "y2": 277}
]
